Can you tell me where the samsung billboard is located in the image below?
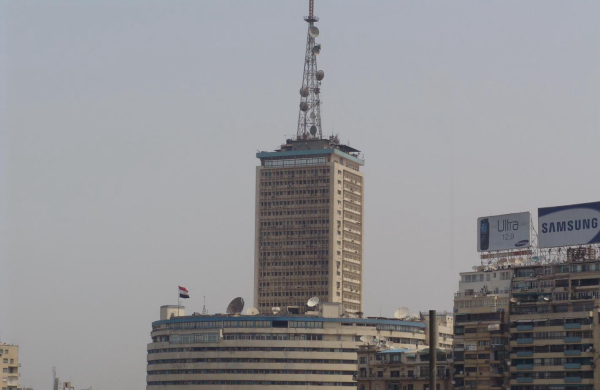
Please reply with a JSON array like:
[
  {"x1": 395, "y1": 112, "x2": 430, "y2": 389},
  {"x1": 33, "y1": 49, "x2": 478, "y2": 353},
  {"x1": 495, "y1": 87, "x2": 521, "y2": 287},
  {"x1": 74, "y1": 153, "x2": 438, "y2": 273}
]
[
  {"x1": 538, "y1": 201, "x2": 600, "y2": 248},
  {"x1": 477, "y1": 212, "x2": 531, "y2": 252}
]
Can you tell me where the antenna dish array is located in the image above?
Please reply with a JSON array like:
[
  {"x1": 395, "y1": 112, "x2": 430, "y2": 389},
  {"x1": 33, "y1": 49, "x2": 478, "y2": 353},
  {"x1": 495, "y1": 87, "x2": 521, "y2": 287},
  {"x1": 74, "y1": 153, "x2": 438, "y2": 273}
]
[
  {"x1": 246, "y1": 307, "x2": 259, "y2": 316},
  {"x1": 309, "y1": 26, "x2": 319, "y2": 38},
  {"x1": 307, "y1": 296, "x2": 320, "y2": 307},
  {"x1": 394, "y1": 307, "x2": 409, "y2": 319},
  {"x1": 272, "y1": 306, "x2": 281, "y2": 314},
  {"x1": 226, "y1": 297, "x2": 245, "y2": 314}
]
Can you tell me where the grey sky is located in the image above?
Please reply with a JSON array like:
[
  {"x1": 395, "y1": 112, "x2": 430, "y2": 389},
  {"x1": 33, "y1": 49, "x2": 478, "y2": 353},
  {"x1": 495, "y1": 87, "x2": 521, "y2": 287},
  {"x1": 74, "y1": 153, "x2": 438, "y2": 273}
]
[{"x1": 1, "y1": 1, "x2": 599, "y2": 389}]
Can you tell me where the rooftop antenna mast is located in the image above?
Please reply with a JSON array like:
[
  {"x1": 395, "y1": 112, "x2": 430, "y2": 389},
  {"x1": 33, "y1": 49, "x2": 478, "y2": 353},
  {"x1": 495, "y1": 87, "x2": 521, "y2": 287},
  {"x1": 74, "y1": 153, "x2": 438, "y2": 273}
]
[
  {"x1": 202, "y1": 296, "x2": 208, "y2": 315},
  {"x1": 297, "y1": 0, "x2": 324, "y2": 140}
]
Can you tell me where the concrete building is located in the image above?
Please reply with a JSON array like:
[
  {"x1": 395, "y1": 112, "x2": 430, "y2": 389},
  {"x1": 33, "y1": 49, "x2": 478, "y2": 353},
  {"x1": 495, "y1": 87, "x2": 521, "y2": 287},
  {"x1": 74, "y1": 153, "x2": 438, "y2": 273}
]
[
  {"x1": 147, "y1": 303, "x2": 449, "y2": 390},
  {"x1": 356, "y1": 346, "x2": 452, "y2": 390},
  {"x1": 508, "y1": 259, "x2": 597, "y2": 390},
  {"x1": 255, "y1": 137, "x2": 364, "y2": 314},
  {"x1": 452, "y1": 268, "x2": 512, "y2": 390},
  {"x1": 420, "y1": 312, "x2": 454, "y2": 350},
  {"x1": 0, "y1": 343, "x2": 20, "y2": 390}
]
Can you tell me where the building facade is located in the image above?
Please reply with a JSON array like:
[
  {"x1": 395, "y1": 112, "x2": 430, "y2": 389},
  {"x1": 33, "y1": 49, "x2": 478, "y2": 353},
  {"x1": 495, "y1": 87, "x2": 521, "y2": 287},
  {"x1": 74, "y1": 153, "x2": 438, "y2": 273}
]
[
  {"x1": 508, "y1": 259, "x2": 598, "y2": 390},
  {"x1": 452, "y1": 268, "x2": 512, "y2": 390},
  {"x1": 0, "y1": 343, "x2": 20, "y2": 390},
  {"x1": 255, "y1": 138, "x2": 364, "y2": 314},
  {"x1": 356, "y1": 346, "x2": 452, "y2": 390},
  {"x1": 147, "y1": 303, "x2": 446, "y2": 390}
]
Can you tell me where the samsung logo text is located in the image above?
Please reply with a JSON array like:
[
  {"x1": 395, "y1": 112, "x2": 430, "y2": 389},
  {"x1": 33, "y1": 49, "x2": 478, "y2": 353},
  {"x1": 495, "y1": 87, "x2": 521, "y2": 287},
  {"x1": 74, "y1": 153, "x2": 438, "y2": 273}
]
[{"x1": 541, "y1": 218, "x2": 598, "y2": 233}]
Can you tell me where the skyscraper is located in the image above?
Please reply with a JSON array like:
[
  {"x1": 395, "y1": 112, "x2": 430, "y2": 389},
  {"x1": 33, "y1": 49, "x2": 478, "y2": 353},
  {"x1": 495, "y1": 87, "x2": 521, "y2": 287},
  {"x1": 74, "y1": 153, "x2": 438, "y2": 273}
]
[{"x1": 254, "y1": 138, "x2": 364, "y2": 315}]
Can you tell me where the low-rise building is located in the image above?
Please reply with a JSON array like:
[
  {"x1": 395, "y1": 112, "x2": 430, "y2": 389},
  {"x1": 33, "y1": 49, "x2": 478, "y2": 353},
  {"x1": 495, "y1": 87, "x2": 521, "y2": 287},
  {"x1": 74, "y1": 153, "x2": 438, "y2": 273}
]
[
  {"x1": 0, "y1": 343, "x2": 20, "y2": 390},
  {"x1": 356, "y1": 345, "x2": 452, "y2": 390},
  {"x1": 147, "y1": 303, "x2": 447, "y2": 390}
]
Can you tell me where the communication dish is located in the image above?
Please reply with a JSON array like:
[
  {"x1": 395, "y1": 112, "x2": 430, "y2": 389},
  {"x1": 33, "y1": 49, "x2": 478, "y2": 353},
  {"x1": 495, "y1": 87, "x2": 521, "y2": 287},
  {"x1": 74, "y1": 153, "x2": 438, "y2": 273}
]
[
  {"x1": 310, "y1": 112, "x2": 316, "y2": 119},
  {"x1": 471, "y1": 266, "x2": 478, "y2": 271},
  {"x1": 307, "y1": 296, "x2": 320, "y2": 307},
  {"x1": 412, "y1": 313, "x2": 419, "y2": 319},
  {"x1": 394, "y1": 307, "x2": 409, "y2": 319},
  {"x1": 490, "y1": 264, "x2": 498, "y2": 271},
  {"x1": 309, "y1": 126, "x2": 317, "y2": 136},
  {"x1": 498, "y1": 258, "x2": 508, "y2": 265},
  {"x1": 246, "y1": 307, "x2": 259, "y2": 316},
  {"x1": 300, "y1": 102, "x2": 309, "y2": 111},
  {"x1": 226, "y1": 297, "x2": 245, "y2": 314},
  {"x1": 300, "y1": 87, "x2": 309, "y2": 97},
  {"x1": 515, "y1": 258, "x2": 523, "y2": 265},
  {"x1": 312, "y1": 44, "x2": 321, "y2": 56},
  {"x1": 316, "y1": 70, "x2": 324, "y2": 81},
  {"x1": 309, "y1": 26, "x2": 320, "y2": 38},
  {"x1": 543, "y1": 297, "x2": 550, "y2": 301},
  {"x1": 508, "y1": 258, "x2": 516, "y2": 265},
  {"x1": 272, "y1": 306, "x2": 281, "y2": 314},
  {"x1": 510, "y1": 297, "x2": 518, "y2": 303}
]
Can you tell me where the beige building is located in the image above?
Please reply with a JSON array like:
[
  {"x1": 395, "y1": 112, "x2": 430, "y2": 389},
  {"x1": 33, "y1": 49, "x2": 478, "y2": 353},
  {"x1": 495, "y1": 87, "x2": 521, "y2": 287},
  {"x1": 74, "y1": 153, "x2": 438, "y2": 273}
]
[
  {"x1": 1, "y1": 343, "x2": 20, "y2": 390},
  {"x1": 356, "y1": 346, "x2": 452, "y2": 390},
  {"x1": 452, "y1": 268, "x2": 511, "y2": 390},
  {"x1": 255, "y1": 137, "x2": 364, "y2": 314},
  {"x1": 147, "y1": 303, "x2": 446, "y2": 390}
]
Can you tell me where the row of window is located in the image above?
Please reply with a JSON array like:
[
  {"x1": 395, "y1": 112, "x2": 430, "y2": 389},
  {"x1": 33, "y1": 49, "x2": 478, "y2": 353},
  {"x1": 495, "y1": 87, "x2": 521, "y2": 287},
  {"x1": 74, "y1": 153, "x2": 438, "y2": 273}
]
[
  {"x1": 260, "y1": 189, "x2": 329, "y2": 197},
  {"x1": 259, "y1": 260, "x2": 329, "y2": 268},
  {"x1": 258, "y1": 291, "x2": 329, "y2": 298},
  {"x1": 149, "y1": 381, "x2": 355, "y2": 386},
  {"x1": 512, "y1": 357, "x2": 592, "y2": 366},
  {"x1": 259, "y1": 271, "x2": 329, "y2": 277},
  {"x1": 261, "y1": 219, "x2": 329, "y2": 227},
  {"x1": 148, "y1": 347, "x2": 359, "y2": 357},
  {"x1": 259, "y1": 240, "x2": 328, "y2": 247},
  {"x1": 148, "y1": 357, "x2": 356, "y2": 366},
  {"x1": 165, "y1": 321, "x2": 272, "y2": 330},
  {"x1": 261, "y1": 199, "x2": 329, "y2": 207},
  {"x1": 170, "y1": 333, "x2": 220, "y2": 344},
  {"x1": 512, "y1": 371, "x2": 593, "y2": 379},
  {"x1": 261, "y1": 209, "x2": 328, "y2": 216},
  {"x1": 513, "y1": 331, "x2": 592, "y2": 340},
  {"x1": 264, "y1": 157, "x2": 327, "y2": 168},
  {"x1": 261, "y1": 169, "x2": 330, "y2": 177},
  {"x1": 512, "y1": 344, "x2": 593, "y2": 354},
  {"x1": 261, "y1": 179, "x2": 330, "y2": 186},
  {"x1": 148, "y1": 369, "x2": 354, "y2": 375}
]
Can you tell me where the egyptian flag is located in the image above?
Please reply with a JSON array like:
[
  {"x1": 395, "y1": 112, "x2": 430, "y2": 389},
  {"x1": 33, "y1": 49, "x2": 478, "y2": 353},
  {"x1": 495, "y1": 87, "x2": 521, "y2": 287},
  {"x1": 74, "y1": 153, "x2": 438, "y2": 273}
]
[{"x1": 179, "y1": 286, "x2": 190, "y2": 299}]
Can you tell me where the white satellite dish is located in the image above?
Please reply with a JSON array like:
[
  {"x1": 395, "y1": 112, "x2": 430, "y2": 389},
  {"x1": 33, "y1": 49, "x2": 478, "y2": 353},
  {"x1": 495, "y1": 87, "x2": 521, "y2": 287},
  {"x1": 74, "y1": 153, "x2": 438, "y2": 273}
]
[
  {"x1": 394, "y1": 307, "x2": 409, "y2": 319},
  {"x1": 490, "y1": 264, "x2": 498, "y2": 270},
  {"x1": 412, "y1": 313, "x2": 419, "y2": 319},
  {"x1": 498, "y1": 258, "x2": 508, "y2": 265},
  {"x1": 312, "y1": 44, "x2": 321, "y2": 56},
  {"x1": 515, "y1": 258, "x2": 523, "y2": 265},
  {"x1": 246, "y1": 307, "x2": 259, "y2": 316},
  {"x1": 508, "y1": 258, "x2": 516, "y2": 265},
  {"x1": 510, "y1": 298, "x2": 518, "y2": 303},
  {"x1": 272, "y1": 306, "x2": 281, "y2": 314},
  {"x1": 309, "y1": 26, "x2": 320, "y2": 38},
  {"x1": 471, "y1": 266, "x2": 478, "y2": 271},
  {"x1": 476, "y1": 265, "x2": 484, "y2": 272},
  {"x1": 307, "y1": 296, "x2": 320, "y2": 307}
]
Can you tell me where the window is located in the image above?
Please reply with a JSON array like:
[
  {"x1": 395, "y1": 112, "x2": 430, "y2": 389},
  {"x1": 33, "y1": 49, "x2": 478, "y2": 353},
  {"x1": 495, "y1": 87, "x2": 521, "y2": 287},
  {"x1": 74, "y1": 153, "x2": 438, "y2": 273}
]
[{"x1": 2, "y1": 359, "x2": 6, "y2": 363}]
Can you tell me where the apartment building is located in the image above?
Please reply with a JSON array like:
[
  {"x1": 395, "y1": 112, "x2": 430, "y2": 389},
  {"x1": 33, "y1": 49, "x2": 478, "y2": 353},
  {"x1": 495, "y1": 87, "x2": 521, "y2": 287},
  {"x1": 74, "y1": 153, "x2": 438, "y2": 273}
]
[
  {"x1": 0, "y1": 343, "x2": 20, "y2": 390},
  {"x1": 356, "y1": 345, "x2": 452, "y2": 390},
  {"x1": 452, "y1": 268, "x2": 512, "y2": 390},
  {"x1": 509, "y1": 259, "x2": 598, "y2": 390},
  {"x1": 147, "y1": 303, "x2": 443, "y2": 390},
  {"x1": 255, "y1": 137, "x2": 364, "y2": 314},
  {"x1": 421, "y1": 312, "x2": 454, "y2": 350}
]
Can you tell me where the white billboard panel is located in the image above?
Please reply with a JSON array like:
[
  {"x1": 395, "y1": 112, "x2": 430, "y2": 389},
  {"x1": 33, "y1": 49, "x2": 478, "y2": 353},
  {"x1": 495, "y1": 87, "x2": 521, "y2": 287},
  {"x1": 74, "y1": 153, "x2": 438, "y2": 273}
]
[
  {"x1": 477, "y1": 212, "x2": 531, "y2": 252},
  {"x1": 538, "y1": 201, "x2": 600, "y2": 248}
]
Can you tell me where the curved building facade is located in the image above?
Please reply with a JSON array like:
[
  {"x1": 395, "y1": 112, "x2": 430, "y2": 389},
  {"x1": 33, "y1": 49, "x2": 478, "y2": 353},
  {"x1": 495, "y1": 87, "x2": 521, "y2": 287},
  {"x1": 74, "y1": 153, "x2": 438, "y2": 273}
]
[{"x1": 147, "y1": 304, "x2": 430, "y2": 390}]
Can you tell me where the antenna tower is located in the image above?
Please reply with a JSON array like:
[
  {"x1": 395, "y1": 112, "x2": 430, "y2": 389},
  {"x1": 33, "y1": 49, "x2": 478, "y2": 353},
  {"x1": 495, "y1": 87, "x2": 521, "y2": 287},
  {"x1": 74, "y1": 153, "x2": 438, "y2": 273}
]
[
  {"x1": 202, "y1": 296, "x2": 208, "y2": 315},
  {"x1": 297, "y1": 0, "x2": 324, "y2": 140}
]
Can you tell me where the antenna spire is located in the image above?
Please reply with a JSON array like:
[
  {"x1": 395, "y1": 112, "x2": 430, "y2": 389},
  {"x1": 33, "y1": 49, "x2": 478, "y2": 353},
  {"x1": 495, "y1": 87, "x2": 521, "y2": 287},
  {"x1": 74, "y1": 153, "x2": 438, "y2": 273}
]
[{"x1": 297, "y1": 0, "x2": 323, "y2": 140}]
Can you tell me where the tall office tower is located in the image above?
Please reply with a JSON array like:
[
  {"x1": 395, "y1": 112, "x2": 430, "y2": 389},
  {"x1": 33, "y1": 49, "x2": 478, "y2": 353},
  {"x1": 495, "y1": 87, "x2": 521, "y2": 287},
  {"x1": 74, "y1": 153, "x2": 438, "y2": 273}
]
[{"x1": 253, "y1": 0, "x2": 364, "y2": 315}]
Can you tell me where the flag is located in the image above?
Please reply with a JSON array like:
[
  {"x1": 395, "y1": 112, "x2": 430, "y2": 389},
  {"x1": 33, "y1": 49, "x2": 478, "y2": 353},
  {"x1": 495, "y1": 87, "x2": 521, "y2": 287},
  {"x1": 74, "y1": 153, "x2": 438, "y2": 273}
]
[{"x1": 179, "y1": 286, "x2": 190, "y2": 299}]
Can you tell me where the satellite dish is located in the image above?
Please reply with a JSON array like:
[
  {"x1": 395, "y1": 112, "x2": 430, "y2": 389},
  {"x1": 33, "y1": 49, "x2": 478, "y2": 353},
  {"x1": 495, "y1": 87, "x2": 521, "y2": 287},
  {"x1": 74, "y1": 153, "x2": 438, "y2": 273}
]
[
  {"x1": 510, "y1": 297, "x2": 518, "y2": 303},
  {"x1": 300, "y1": 102, "x2": 309, "y2": 111},
  {"x1": 312, "y1": 44, "x2": 321, "y2": 56},
  {"x1": 246, "y1": 307, "x2": 259, "y2": 315},
  {"x1": 476, "y1": 265, "x2": 484, "y2": 272},
  {"x1": 309, "y1": 26, "x2": 320, "y2": 38},
  {"x1": 543, "y1": 297, "x2": 550, "y2": 301},
  {"x1": 472, "y1": 266, "x2": 478, "y2": 271},
  {"x1": 226, "y1": 297, "x2": 245, "y2": 314},
  {"x1": 394, "y1": 307, "x2": 409, "y2": 319},
  {"x1": 316, "y1": 70, "x2": 324, "y2": 81},
  {"x1": 515, "y1": 258, "x2": 523, "y2": 265},
  {"x1": 412, "y1": 313, "x2": 419, "y2": 319},
  {"x1": 299, "y1": 87, "x2": 309, "y2": 97},
  {"x1": 508, "y1": 258, "x2": 516, "y2": 265},
  {"x1": 490, "y1": 264, "x2": 498, "y2": 270},
  {"x1": 272, "y1": 306, "x2": 281, "y2": 314},
  {"x1": 310, "y1": 112, "x2": 316, "y2": 119},
  {"x1": 360, "y1": 335, "x2": 368, "y2": 343},
  {"x1": 498, "y1": 258, "x2": 508, "y2": 265},
  {"x1": 309, "y1": 126, "x2": 317, "y2": 136},
  {"x1": 307, "y1": 296, "x2": 320, "y2": 307}
]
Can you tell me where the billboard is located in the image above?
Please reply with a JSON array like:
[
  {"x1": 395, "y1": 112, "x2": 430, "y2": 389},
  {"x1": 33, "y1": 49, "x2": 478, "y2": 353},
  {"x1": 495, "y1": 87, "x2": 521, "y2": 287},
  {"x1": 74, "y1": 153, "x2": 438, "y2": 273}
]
[
  {"x1": 477, "y1": 212, "x2": 531, "y2": 252},
  {"x1": 538, "y1": 201, "x2": 600, "y2": 248}
]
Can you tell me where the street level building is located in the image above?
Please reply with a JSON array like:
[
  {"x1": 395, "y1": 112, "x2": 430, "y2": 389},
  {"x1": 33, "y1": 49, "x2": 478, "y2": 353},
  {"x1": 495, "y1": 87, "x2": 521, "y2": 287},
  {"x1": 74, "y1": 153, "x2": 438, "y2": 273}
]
[
  {"x1": 255, "y1": 137, "x2": 364, "y2": 314},
  {"x1": 147, "y1": 303, "x2": 445, "y2": 390},
  {"x1": 452, "y1": 268, "x2": 512, "y2": 390},
  {"x1": 0, "y1": 343, "x2": 20, "y2": 390},
  {"x1": 356, "y1": 346, "x2": 452, "y2": 390}
]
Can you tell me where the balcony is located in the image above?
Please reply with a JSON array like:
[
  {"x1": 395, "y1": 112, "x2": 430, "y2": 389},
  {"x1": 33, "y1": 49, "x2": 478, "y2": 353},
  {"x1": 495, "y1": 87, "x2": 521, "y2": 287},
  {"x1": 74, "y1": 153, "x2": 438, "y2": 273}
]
[
  {"x1": 564, "y1": 323, "x2": 582, "y2": 329},
  {"x1": 517, "y1": 377, "x2": 534, "y2": 383},
  {"x1": 564, "y1": 363, "x2": 582, "y2": 369},
  {"x1": 564, "y1": 337, "x2": 582, "y2": 343},
  {"x1": 517, "y1": 364, "x2": 533, "y2": 370},
  {"x1": 564, "y1": 350, "x2": 582, "y2": 356},
  {"x1": 516, "y1": 325, "x2": 533, "y2": 331},
  {"x1": 516, "y1": 351, "x2": 533, "y2": 357},
  {"x1": 564, "y1": 377, "x2": 582, "y2": 383},
  {"x1": 517, "y1": 338, "x2": 533, "y2": 344}
]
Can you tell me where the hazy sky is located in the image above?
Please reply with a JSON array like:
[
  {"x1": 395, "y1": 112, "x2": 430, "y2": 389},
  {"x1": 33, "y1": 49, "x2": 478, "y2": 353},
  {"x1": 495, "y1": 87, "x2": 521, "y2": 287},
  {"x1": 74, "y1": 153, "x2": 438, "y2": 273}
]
[{"x1": 1, "y1": 1, "x2": 599, "y2": 389}]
